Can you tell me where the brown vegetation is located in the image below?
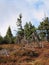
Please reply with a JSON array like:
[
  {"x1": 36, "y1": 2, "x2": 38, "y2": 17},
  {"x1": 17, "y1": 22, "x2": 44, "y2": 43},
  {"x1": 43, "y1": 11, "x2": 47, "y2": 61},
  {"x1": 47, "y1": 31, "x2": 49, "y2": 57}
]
[{"x1": 0, "y1": 41, "x2": 49, "y2": 65}]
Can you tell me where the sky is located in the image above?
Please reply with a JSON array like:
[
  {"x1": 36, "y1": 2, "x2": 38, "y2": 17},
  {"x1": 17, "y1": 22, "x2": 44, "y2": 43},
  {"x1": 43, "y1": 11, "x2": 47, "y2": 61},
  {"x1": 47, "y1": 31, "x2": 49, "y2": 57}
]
[{"x1": 0, "y1": 0, "x2": 49, "y2": 36}]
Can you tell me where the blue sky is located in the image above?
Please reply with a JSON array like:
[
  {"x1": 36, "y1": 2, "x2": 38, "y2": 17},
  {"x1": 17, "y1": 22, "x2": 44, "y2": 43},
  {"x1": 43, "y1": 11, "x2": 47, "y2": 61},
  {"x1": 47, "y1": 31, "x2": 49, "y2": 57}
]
[{"x1": 0, "y1": 0, "x2": 49, "y2": 36}]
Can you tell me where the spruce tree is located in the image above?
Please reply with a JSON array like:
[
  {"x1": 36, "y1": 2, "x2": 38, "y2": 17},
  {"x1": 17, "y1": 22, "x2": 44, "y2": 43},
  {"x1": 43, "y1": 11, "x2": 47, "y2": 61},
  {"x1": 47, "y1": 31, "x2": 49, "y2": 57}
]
[{"x1": 4, "y1": 26, "x2": 13, "y2": 44}]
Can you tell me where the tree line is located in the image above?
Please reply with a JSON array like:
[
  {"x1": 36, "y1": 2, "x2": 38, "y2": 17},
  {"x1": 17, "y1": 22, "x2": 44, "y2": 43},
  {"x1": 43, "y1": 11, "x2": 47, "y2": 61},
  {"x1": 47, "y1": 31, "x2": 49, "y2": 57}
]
[{"x1": 0, "y1": 14, "x2": 49, "y2": 44}]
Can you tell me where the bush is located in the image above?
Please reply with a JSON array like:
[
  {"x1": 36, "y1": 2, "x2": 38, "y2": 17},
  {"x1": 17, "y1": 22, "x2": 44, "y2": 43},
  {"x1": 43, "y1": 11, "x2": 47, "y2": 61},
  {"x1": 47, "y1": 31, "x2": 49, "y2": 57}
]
[
  {"x1": 0, "y1": 35, "x2": 3, "y2": 44},
  {"x1": 3, "y1": 36, "x2": 12, "y2": 44}
]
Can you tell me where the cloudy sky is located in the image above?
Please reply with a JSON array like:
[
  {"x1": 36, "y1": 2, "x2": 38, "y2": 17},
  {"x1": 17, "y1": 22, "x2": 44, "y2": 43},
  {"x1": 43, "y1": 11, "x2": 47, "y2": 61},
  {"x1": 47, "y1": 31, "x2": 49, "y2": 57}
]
[{"x1": 0, "y1": 0, "x2": 49, "y2": 36}]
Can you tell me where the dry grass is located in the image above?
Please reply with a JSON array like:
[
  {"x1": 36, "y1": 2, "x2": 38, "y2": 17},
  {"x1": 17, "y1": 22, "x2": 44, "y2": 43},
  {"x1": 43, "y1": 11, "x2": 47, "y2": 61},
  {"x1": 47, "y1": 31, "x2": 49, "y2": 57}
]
[{"x1": 0, "y1": 41, "x2": 49, "y2": 65}]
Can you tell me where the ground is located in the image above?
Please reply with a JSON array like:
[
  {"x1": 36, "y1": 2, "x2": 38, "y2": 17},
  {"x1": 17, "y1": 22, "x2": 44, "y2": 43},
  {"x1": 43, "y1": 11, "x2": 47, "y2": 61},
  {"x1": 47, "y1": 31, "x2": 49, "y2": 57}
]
[{"x1": 0, "y1": 41, "x2": 49, "y2": 65}]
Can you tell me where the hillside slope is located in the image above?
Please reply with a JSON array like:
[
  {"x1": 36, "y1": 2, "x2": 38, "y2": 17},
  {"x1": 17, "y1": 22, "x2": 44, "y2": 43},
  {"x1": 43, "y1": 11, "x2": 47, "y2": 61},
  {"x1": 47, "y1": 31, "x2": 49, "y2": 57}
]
[{"x1": 0, "y1": 41, "x2": 49, "y2": 65}]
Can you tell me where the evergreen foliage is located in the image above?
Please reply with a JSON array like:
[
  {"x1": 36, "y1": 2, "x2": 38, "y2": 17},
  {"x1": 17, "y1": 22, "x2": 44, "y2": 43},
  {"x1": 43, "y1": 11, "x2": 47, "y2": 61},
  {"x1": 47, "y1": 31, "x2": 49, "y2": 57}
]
[
  {"x1": 3, "y1": 26, "x2": 13, "y2": 44},
  {"x1": 0, "y1": 14, "x2": 49, "y2": 44},
  {"x1": 0, "y1": 35, "x2": 3, "y2": 44},
  {"x1": 38, "y1": 17, "x2": 49, "y2": 41},
  {"x1": 24, "y1": 22, "x2": 36, "y2": 43}
]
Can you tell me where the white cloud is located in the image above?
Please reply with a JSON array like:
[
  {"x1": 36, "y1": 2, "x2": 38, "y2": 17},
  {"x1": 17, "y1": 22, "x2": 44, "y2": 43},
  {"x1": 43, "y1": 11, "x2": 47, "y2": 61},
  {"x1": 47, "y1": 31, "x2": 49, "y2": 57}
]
[
  {"x1": 33, "y1": 10, "x2": 44, "y2": 21},
  {"x1": 25, "y1": 0, "x2": 38, "y2": 3},
  {"x1": 0, "y1": 13, "x2": 18, "y2": 36}
]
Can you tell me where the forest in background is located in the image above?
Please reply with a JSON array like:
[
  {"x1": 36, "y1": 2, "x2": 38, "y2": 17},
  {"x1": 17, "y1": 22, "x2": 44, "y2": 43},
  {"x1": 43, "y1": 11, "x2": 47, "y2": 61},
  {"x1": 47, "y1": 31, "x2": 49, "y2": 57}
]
[{"x1": 0, "y1": 14, "x2": 49, "y2": 44}]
